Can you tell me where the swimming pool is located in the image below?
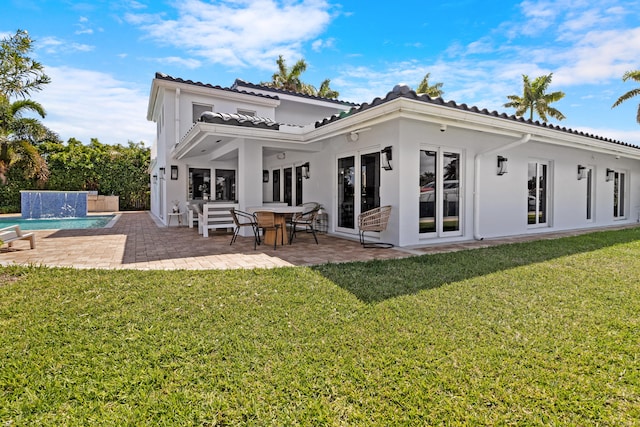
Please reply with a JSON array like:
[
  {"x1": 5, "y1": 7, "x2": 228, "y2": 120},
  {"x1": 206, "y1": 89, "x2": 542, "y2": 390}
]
[{"x1": 0, "y1": 215, "x2": 117, "y2": 230}]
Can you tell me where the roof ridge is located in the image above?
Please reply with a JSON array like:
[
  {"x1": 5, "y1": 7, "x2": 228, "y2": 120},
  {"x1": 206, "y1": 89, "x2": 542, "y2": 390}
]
[{"x1": 232, "y1": 78, "x2": 358, "y2": 106}]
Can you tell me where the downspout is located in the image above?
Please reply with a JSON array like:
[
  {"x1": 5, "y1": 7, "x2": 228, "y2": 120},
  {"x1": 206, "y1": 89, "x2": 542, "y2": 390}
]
[{"x1": 473, "y1": 133, "x2": 531, "y2": 240}]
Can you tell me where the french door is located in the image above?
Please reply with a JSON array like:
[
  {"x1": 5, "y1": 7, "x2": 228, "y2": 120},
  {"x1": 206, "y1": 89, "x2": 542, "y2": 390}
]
[
  {"x1": 419, "y1": 148, "x2": 461, "y2": 236},
  {"x1": 337, "y1": 151, "x2": 381, "y2": 232}
]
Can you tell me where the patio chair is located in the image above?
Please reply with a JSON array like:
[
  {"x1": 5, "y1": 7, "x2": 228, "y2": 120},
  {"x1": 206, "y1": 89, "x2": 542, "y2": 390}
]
[
  {"x1": 358, "y1": 205, "x2": 393, "y2": 248},
  {"x1": 289, "y1": 203, "x2": 320, "y2": 244},
  {"x1": 230, "y1": 208, "x2": 260, "y2": 250},
  {"x1": 254, "y1": 211, "x2": 284, "y2": 250}
]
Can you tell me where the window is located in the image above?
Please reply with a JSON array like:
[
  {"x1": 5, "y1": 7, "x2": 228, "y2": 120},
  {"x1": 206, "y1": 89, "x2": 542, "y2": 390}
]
[
  {"x1": 272, "y1": 170, "x2": 280, "y2": 201},
  {"x1": 586, "y1": 167, "x2": 594, "y2": 221},
  {"x1": 237, "y1": 109, "x2": 256, "y2": 116},
  {"x1": 215, "y1": 169, "x2": 236, "y2": 201},
  {"x1": 419, "y1": 149, "x2": 461, "y2": 235},
  {"x1": 295, "y1": 165, "x2": 304, "y2": 206},
  {"x1": 192, "y1": 103, "x2": 213, "y2": 122},
  {"x1": 284, "y1": 167, "x2": 293, "y2": 206},
  {"x1": 528, "y1": 161, "x2": 548, "y2": 226},
  {"x1": 188, "y1": 168, "x2": 211, "y2": 200},
  {"x1": 613, "y1": 171, "x2": 626, "y2": 218}
]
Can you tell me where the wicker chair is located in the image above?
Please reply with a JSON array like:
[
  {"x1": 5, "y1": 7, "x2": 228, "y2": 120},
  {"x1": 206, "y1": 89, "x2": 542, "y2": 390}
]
[{"x1": 358, "y1": 205, "x2": 393, "y2": 248}]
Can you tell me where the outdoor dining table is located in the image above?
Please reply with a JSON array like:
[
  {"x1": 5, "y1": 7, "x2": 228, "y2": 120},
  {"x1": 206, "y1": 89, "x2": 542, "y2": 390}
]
[{"x1": 247, "y1": 205, "x2": 305, "y2": 247}]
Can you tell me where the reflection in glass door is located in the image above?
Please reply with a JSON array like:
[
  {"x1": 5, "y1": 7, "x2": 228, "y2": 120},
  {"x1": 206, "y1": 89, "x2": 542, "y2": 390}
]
[
  {"x1": 284, "y1": 167, "x2": 292, "y2": 206},
  {"x1": 338, "y1": 156, "x2": 355, "y2": 228},
  {"x1": 361, "y1": 152, "x2": 380, "y2": 214}
]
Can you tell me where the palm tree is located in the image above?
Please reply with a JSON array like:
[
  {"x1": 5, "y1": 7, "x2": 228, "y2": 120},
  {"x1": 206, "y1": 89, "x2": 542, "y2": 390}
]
[
  {"x1": 263, "y1": 55, "x2": 339, "y2": 99},
  {"x1": 264, "y1": 55, "x2": 308, "y2": 93},
  {"x1": 316, "y1": 78, "x2": 339, "y2": 99},
  {"x1": 504, "y1": 73, "x2": 566, "y2": 122},
  {"x1": 0, "y1": 95, "x2": 55, "y2": 184},
  {"x1": 416, "y1": 73, "x2": 444, "y2": 98},
  {"x1": 612, "y1": 70, "x2": 640, "y2": 123}
]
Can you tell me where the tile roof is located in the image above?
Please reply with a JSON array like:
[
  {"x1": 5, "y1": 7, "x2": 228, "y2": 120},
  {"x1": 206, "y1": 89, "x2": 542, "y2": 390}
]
[
  {"x1": 232, "y1": 79, "x2": 358, "y2": 106},
  {"x1": 154, "y1": 72, "x2": 279, "y2": 100},
  {"x1": 316, "y1": 84, "x2": 638, "y2": 150},
  {"x1": 199, "y1": 111, "x2": 280, "y2": 130}
]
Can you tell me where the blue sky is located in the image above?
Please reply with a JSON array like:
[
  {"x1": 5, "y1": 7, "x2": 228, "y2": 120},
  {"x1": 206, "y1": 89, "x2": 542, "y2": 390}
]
[{"x1": 3, "y1": 0, "x2": 640, "y2": 146}]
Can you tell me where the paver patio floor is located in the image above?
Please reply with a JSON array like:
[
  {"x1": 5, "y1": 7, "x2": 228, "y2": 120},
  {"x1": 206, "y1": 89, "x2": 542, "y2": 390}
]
[{"x1": 1, "y1": 211, "x2": 637, "y2": 270}]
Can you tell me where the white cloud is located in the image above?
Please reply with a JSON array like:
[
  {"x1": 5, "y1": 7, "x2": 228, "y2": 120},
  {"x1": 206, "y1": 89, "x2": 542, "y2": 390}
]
[
  {"x1": 126, "y1": 0, "x2": 334, "y2": 69},
  {"x1": 30, "y1": 66, "x2": 155, "y2": 146},
  {"x1": 39, "y1": 36, "x2": 94, "y2": 54}
]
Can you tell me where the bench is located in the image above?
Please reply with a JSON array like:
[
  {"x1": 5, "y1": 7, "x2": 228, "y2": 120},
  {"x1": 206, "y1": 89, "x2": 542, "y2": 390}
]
[
  {"x1": 198, "y1": 203, "x2": 238, "y2": 237},
  {"x1": 0, "y1": 225, "x2": 36, "y2": 250}
]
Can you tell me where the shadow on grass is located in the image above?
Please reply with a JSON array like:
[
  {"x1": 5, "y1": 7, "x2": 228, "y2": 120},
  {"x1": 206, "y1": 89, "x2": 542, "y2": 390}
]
[{"x1": 312, "y1": 227, "x2": 640, "y2": 303}]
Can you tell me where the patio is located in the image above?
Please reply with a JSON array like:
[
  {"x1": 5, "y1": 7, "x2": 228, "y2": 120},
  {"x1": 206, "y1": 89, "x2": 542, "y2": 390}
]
[{"x1": 1, "y1": 211, "x2": 637, "y2": 270}]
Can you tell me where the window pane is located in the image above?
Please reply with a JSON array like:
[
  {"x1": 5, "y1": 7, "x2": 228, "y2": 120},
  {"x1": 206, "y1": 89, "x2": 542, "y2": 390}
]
[
  {"x1": 284, "y1": 168, "x2": 292, "y2": 206},
  {"x1": 215, "y1": 169, "x2": 235, "y2": 201},
  {"x1": 442, "y1": 152, "x2": 460, "y2": 232},
  {"x1": 419, "y1": 150, "x2": 437, "y2": 233},
  {"x1": 272, "y1": 170, "x2": 280, "y2": 201},
  {"x1": 338, "y1": 157, "x2": 355, "y2": 229},
  {"x1": 538, "y1": 164, "x2": 547, "y2": 224},
  {"x1": 361, "y1": 152, "x2": 380, "y2": 213}
]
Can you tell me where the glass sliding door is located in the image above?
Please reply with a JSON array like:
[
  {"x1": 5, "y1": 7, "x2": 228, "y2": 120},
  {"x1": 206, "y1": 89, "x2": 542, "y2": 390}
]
[
  {"x1": 419, "y1": 149, "x2": 461, "y2": 236},
  {"x1": 338, "y1": 156, "x2": 355, "y2": 229}
]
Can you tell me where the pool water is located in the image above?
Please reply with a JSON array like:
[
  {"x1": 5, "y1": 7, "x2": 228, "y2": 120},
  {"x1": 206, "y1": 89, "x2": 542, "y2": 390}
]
[{"x1": 0, "y1": 215, "x2": 116, "y2": 230}]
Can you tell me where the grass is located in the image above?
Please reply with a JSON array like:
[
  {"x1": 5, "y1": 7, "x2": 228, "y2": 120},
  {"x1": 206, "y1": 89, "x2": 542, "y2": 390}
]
[{"x1": 1, "y1": 228, "x2": 640, "y2": 425}]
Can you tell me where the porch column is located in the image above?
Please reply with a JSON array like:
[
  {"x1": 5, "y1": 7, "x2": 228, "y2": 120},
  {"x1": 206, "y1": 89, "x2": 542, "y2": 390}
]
[{"x1": 237, "y1": 142, "x2": 263, "y2": 236}]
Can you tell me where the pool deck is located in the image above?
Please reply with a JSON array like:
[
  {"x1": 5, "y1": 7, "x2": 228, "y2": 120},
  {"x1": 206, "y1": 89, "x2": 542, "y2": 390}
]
[{"x1": 1, "y1": 211, "x2": 638, "y2": 270}]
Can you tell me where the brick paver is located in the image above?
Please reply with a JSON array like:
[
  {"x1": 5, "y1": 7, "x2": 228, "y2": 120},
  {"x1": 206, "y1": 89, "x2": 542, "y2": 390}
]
[{"x1": 1, "y1": 211, "x2": 637, "y2": 270}]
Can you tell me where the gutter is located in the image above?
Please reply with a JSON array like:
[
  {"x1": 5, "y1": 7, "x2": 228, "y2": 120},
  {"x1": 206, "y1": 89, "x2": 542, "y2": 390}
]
[{"x1": 473, "y1": 133, "x2": 532, "y2": 240}]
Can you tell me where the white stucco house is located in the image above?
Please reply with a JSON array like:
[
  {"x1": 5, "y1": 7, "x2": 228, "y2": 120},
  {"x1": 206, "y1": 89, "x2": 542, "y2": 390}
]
[{"x1": 146, "y1": 72, "x2": 640, "y2": 247}]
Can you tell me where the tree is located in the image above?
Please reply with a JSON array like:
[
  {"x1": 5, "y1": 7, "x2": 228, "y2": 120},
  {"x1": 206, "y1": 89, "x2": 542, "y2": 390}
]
[
  {"x1": 504, "y1": 73, "x2": 566, "y2": 122},
  {"x1": 612, "y1": 70, "x2": 640, "y2": 124},
  {"x1": 0, "y1": 29, "x2": 51, "y2": 99},
  {"x1": 0, "y1": 30, "x2": 55, "y2": 184},
  {"x1": 0, "y1": 95, "x2": 56, "y2": 184},
  {"x1": 416, "y1": 72, "x2": 444, "y2": 98},
  {"x1": 262, "y1": 55, "x2": 339, "y2": 99}
]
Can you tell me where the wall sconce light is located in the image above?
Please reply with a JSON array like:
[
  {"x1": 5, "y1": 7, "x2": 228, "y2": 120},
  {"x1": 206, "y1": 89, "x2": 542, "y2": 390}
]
[
  {"x1": 497, "y1": 156, "x2": 508, "y2": 175},
  {"x1": 152, "y1": 174, "x2": 158, "y2": 183},
  {"x1": 263, "y1": 170, "x2": 269, "y2": 183},
  {"x1": 348, "y1": 132, "x2": 359, "y2": 142},
  {"x1": 302, "y1": 162, "x2": 310, "y2": 179},
  {"x1": 381, "y1": 146, "x2": 393, "y2": 171},
  {"x1": 606, "y1": 168, "x2": 615, "y2": 182},
  {"x1": 577, "y1": 165, "x2": 587, "y2": 180},
  {"x1": 170, "y1": 165, "x2": 178, "y2": 180}
]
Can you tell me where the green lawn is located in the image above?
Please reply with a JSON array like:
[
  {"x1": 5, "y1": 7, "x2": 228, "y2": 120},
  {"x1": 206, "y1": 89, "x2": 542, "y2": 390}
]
[{"x1": 1, "y1": 228, "x2": 640, "y2": 425}]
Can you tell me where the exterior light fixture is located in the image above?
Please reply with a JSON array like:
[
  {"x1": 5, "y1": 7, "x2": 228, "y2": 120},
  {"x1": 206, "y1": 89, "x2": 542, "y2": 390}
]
[
  {"x1": 381, "y1": 146, "x2": 393, "y2": 171},
  {"x1": 348, "y1": 132, "x2": 359, "y2": 142},
  {"x1": 606, "y1": 168, "x2": 615, "y2": 182},
  {"x1": 302, "y1": 162, "x2": 310, "y2": 179},
  {"x1": 577, "y1": 165, "x2": 587, "y2": 180},
  {"x1": 152, "y1": 174, "x2": 158, "y2": 183},
  {"x1": 170, "y1": 165, "x2": 178, "y2": 180},
  {"x1": 497, "y1": 156, "x2": 508, "y2": 175},
  {"x1": 159, "y1": 167, "x2": 165, "y2": 178}
]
